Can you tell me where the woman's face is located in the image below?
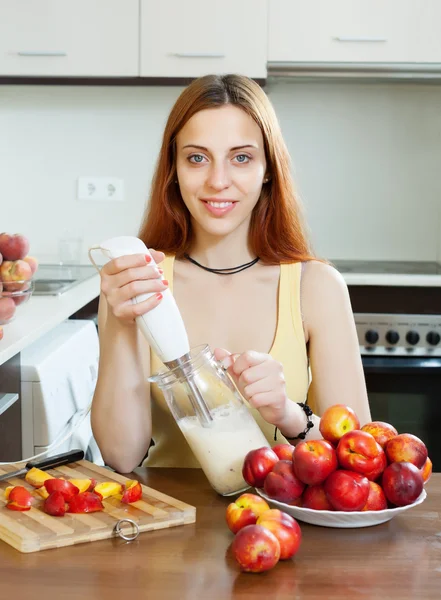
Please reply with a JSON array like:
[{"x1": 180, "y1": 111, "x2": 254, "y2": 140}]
[{"x1": 175, "y1": 104, "x2": 267, "y2": 239}]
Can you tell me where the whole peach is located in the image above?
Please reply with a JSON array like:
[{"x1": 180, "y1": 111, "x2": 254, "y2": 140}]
[
  {"x1": 0, "y1": 251, "x2": 2, "y2": 266},
  {"x1": 385, "y1": 433, "x2": 428, "y2": 469},
  {"x1": 0, "y1": 260, "x2": 33, "y2": 291},
  {"x1": 23, "y1": 256, "x2": 38, "y2": 275},
  {"x1": 382, "y1": 462, "x2": 424, "y2": 507},
  {"x1": 361, "y1": 421, "x2": 398, "y2": 449},
  {"x1": 420, "y1": 457, "x2": 432, "y2": 484},
  {"x1": 231, "y1": 524, "x2": 280, "y2": 573},
  {"x1": 0, "y1": 233, "x2": 30, "y2": 261},
  {"x1": 302, "y1": 484, "x2": 334, "y2": 510},
  {"x1": 225, "y1": 493, "x2": 270, "y2": 534},
  {"x1": 0, "y1": 297, "x2": 16, "y2": 323},
  {"x1": 324, "y1": 470, "x2": 370, "y2": 511},
  {"x1": 242, "y1": 447, "x2": 279, "y2": 489},
  {"x1": 257, "y1": 509, "x2": 302, "y2": 560},
  {"x1": 337, "y1": 430, "x2": 387, "y2": 481},
  {"x1": 362, "y1": 481, "x2": 387, "y2": 511},
  {"x1": 293, "y1": 439, "x2": 338, "y2": 486},
  {"x1": 264, "y1": 460, "x2": 305, "y2": 504},
  {"x1": 272, "y1": 443, "x2": 294, "y2": 461},
  {"x1": 319, "y1": 404, "x2": 360, "y2": 444},
  {"x1": 0, "y1": 326, "x2": 3, "y2": 340}
]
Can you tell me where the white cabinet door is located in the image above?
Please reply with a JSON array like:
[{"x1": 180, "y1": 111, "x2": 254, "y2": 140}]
[
  {"x1": 0, "y1": 0, "x2": 139, "y2": 76},
  {"x1": 269, "y1": 0, "x2": 441, "y2": 63},
  {"x1": 140, "y1": 0, "x2": 267, "y2": 78}
]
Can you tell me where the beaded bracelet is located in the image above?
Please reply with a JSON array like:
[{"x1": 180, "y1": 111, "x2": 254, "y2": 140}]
[{"x1": 274, "y1": 402, "x2": 315, "y2": 441}]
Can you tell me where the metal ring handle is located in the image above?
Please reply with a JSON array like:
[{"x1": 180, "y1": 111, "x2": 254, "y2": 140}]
[{"x1": 114, "y1": 518, "x2": 140, "y2": 541}]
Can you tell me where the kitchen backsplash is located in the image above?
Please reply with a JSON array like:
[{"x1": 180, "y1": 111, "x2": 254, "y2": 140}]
[{"x1": 1, "y1": 80, "x2": 440, "y2": 263}]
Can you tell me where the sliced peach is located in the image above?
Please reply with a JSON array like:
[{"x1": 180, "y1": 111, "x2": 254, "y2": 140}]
[
  {"x1": 25, "y1": 467, "x2": 55, "y2": 489},
  {"x1": 4, "y1": 486, "x2": 14, "y2": 500},
  {"x1": 6, "y1": 485, "x2": 33, "y2": 511},
  {"x1": 94, "y1": 481, "x2": 123, "y2": 500},
  {"x1": 68, "y1": 492, "x2": 104, "y2": 513},
  {"x1": 121, "y1": 480, "x2": 142, "y2": 504},
  {"x1": 68, "y1": 478, "x2": 94, "y2": 493}
]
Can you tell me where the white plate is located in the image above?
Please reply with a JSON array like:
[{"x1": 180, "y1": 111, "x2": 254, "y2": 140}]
[{"x1": 255, "y1": 488, "x2": 427, "y2": 528}]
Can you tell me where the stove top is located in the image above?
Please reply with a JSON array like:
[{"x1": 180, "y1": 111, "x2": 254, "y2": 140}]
[{"x1": 332, "y1": 260, "x2": 441, "y2": 276}]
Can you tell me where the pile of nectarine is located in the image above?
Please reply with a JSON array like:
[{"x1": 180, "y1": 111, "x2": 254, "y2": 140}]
[
  {"x1": 226, "y1": 492, "x2": 302, "y2": 573},
  {"x1": 242, "y1": 404, "x2": 431, "y2": 515},
  {"x1": 0, "y1": 232, "x2": 38, "y2": 337}
]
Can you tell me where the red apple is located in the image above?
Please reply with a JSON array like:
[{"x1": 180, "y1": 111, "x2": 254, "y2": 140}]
[
  {"x1": 382, "y1": 462, "x2": 424, "y2": 507},
  {"x1": 257, "y1": 509, "x2": 302, "y2": 560},
  {"x1": 385, "y1": 433, "x2": 428, "y2": 469},
  {"x1": 231, "y1": 524, "x2": 280, "y2": 573},
  {"x1": 272, "y1": 443, "x2": 294, "y2": 461},
  {"x1": 242, "y1": 447, "x2": 279, "y2": 489},
  {"x1": 324, "y1": 470, "x2": 370, "y2": 511},
  {"x1": 319, "y1": 404, "x2": 360, "y2": 444},
  {"x1": 420, "y1": 457, "x2": 432, "y2": 484},
  {"x1": 361, "y1": 421, "x2": 398, "y2": 449},
  {"x1": 337, "y1": 430, "x2": 387, "y2": 480},
  {"x1": 263, "y1": 460, "x2": 305, "y2": 504},
  {"x1": 302, "y1": 484, "x2": 334, "y2": 511},
  {"x1": 225, "y1": 493, "x2": 270, "y2": 534},
  {"x1": 292, "y1": 439, "x2": 338, "y2": 486},
  {"x1": 362, "y1": 481, "x2": 387, "y2": 511},
  {"x1": 0, "y1": 233, "x2": 30, "y2": 261}
]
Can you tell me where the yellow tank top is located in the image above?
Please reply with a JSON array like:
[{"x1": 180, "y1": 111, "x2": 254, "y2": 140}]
[{"x1": 146, "y1": 256, "x2": 313, "y2": 467}]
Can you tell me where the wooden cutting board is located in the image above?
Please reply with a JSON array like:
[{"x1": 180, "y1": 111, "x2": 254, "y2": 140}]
[{"x1": 0, "y1": 459, "x2": 196, "y2": 553}]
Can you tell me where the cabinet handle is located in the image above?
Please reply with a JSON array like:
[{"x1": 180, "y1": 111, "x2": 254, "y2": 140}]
[
  {"x1": 17, "y1": 51, "x2": 67, "y2": 57},
  {"x1": 0, "y1": 393, "x2": 19, "y2": 417},
  {"x1": 171, "y1": 52, "x2": 225, "y2": 59},
  {"x1": 333, "y1": 37, "x2": 387, "y2": 43}
]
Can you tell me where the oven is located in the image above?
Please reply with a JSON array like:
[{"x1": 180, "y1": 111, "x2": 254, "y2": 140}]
[{"x1": 345, "y1": 280, "x2": 441, "y2": 473}]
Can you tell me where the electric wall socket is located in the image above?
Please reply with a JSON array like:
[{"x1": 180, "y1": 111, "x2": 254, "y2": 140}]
[{"x1": 77, "y1": 177, "x2": 124, "y2": 201}]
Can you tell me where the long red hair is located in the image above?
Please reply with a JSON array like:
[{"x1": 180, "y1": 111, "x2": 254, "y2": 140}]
[{"x1": 139, "y1": 74, "x2": 316, "y2": 265}]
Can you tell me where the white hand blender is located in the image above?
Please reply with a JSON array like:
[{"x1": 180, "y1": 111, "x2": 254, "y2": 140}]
[{"x1": 88, "y1": 236, "x2": 213, "y2": 427}]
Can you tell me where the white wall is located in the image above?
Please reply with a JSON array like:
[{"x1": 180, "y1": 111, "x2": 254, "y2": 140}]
[{"x1": 1, "y1": 80, "x2": 440, "y2": 263}]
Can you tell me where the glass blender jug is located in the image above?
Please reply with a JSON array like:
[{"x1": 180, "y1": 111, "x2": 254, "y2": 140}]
[{"x1": 89, "y1": 236, "x2": 270, "y2": 496}]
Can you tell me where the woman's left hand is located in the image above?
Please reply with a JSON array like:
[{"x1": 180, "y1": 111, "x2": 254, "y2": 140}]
[{"x1": 214, "y1": 348, "x2": 290, "y2": 426}]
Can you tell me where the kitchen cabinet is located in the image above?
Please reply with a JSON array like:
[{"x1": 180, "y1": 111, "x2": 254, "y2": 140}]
[
  {"x1": 268, "y1": 0, "x2": 441, "y2": 64},
  {"x1": 140, "y1": 0, "x2": 267, "y2": 79},
  {"x1": 0, "y1": 0, "x2": 139, "y2": 77},
  {"x1": 0, "y1": 354, "x2": 22, "y2": 462}
]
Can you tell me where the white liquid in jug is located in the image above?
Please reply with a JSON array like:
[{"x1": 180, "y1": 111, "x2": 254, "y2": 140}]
[{"x1": 179, "y1": 403, "x2": 270, "y2": 496}]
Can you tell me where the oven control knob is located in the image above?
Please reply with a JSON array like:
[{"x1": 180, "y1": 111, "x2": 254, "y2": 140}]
[
  {"x1": 426, "y1": 331, "x2": 441, "y2": 346},
  {"x1": 365, "y1": 329, "x2": 379, "y2": 345},
  {"x1": 385, "y1": 330, "x2": 400, "y2": 345},
  {"x1": 406, "y1": 331, "x2": 420, "y2": 346}
]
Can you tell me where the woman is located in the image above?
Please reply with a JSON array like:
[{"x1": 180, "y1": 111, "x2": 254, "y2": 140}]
[{"x1": 91, "y1": 74, "x2": 370, "y2": 473}]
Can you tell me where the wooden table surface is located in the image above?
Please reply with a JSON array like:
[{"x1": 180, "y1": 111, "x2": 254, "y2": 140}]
[{"x1": 0, "y1": 469, "x2": 440, "y2": 600}]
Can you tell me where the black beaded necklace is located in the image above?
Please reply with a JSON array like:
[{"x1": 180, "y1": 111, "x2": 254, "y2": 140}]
[{"x1": 184, "y1": 253, "x2": 259, "y2": 275}]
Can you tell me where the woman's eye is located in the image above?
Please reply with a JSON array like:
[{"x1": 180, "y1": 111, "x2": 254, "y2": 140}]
[
  {"x1": 188, "y1": 154, "x2": 206, "y2": 164},
  {"x1": 234, "y1": 154, "x2": 251, "y2": 163}
]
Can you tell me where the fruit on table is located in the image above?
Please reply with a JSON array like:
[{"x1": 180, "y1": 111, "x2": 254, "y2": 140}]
[
  {"x1": 385, "y1": 433, "x2": 428, "y2": 469},
  {"x1": 68, "y1": 491, "x2": 104, "y2": 514},
  {"x1": 45, "y1": 478, "x2": 79, "y2": 502},
  {"x1": 272, "y1": 443, "x2": 294, "y2": 461},
  {"x1": 256, "y1": 508, "x2": 302, "y2": 560},
  {"x1": 225, "y1": 493, "x2": 270, "y2": 534},
  {"x1": 324, "y1": 470, "x2": 370, "y2": 511},
  {"x1": 302, "y1": 484, "x2": 334, "y2": 511},
  {"x1": 25, "y1": 467, "x2": 55, "y2": 489},
  {"x1": 336, "y1": 430, "x2": 387, "y2": 481},
  {"x1": 6, "y1": 485, "x2": 34, "y2": 511},
  {"x1": 420, "y1": 457, "x2": 432, "y2": 484},
  {"x1": 293, "y1": 439, "x2": 338, "y2": 486},
  {"x1": 263, "y1": 460, "x2": 305, "y2": 504},
  {"x1": 362, "y1": 481, "x2": 388, "y2": 511},
  {"x1": 242, "y1": 447, "x2": 279, "y2": 489},
  {"x1": 381, "y1": 462, "x2": 424, "y2": 507},
  {"x1": 0, "y1": 297, "x2": 16, "y2": 322},
  {"x1": 319, "y1": 404, "x2": 360, "y2": 444},
  {"x1": 44, "y1": 491, "x2": 67, "y2": 517},
  {"x1": 231, "y1": 524, "x2": 281, "y2": 573},
  {"x1": 0, "y1": 233, "x2": 30, "y2": 261},
  {"x1": 94, "y1": 481, "x2": 123, "y2": 500},
  {"x1": 121, "y1": 480, "x2": 143, "y2": 504},
  {"x1": 68, "y1": 478, "x2": 96, "y2": 493},
  {"x1": 361, "y1": 421, "x2": 398, "y2": 449}
]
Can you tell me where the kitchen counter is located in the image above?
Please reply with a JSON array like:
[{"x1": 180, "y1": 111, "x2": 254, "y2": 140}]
[
  {"x1": 342, "y1": 273, "x2": 441, "y2": 287},
  {"x1": 0, "y1": 273, "x2": 100, "y2": 366},
  {"x1": 0, "y1": 469, "x2": 439, "y2": 600}
]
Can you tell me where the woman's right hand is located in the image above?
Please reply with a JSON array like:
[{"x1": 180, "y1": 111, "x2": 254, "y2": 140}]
[{"x1": 100, "y1": 251, "x2": 167, "y2": 325}]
